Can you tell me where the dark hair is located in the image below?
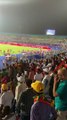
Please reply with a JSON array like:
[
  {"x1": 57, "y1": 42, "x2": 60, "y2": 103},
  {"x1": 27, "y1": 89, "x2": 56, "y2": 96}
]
[{"x1": 25, "y1": 79, "x2": 32, "y2": 88}]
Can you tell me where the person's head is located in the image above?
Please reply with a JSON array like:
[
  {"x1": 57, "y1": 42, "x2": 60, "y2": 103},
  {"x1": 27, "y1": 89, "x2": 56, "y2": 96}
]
[
  {"x1": 1, "y1": 83, "x2": 8, "y2": 92},
  {"x1": 36, "y1": 68, "x2": 42, "y2": 74},
  {"x1": 31, "y1": 81, "x2": 44, "y2": 95},
  {"x1": 57, "y1": 67, "x2": 67, "y2": 80},
  {"x1": 16, "y1": 73, "x2": 25, "y2": 83},
  {"x1": 25, "y1": 79, "x2": 32, "y2": 88}
]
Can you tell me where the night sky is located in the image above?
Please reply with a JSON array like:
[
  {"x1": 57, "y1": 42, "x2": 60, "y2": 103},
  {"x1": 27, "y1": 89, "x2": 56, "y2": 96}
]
[{"x1": 0, "y1": 0, "x2": 67, "y2": 35}]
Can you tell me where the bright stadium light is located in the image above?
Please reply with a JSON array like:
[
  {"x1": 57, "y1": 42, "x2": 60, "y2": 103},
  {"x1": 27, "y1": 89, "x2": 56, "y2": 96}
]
[{"x1": 46, "y1": 29, "x2": 56, "y2": 35}]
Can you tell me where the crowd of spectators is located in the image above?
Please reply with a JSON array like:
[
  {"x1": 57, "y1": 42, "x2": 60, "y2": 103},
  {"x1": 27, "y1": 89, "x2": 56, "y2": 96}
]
[{"x1": 0, "y1": 51, "x2": 67, "y2": 120}]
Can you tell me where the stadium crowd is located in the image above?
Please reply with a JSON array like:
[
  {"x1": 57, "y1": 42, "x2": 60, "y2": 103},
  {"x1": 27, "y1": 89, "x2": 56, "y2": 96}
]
[{"x1": 0, "y1": 52, "x2": 67, "y2": 120}]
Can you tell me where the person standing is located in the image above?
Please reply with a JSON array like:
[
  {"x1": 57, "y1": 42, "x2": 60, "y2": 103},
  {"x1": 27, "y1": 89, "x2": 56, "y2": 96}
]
[
  {"x1": 53, "y1": 67, "x2": 67, "y2": 120},
  {"x1": 30, "y1": 81, "x2": 57, "y2": 120},
  {"x1": 15, "y1": 73, "x2": 26, "y2": 103},
  {"x1": 0, "y1": 84, "x2": 14, "y2": 118},
  {"x1": 16, "y1": 79, "x2": 36, "y2": 120}
]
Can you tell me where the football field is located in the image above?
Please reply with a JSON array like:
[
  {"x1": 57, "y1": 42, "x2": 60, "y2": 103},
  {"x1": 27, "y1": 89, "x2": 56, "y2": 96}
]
[
  {"x1": 0, "y1": 42, "x2": 41, "y2": 56},
  {"x1": 0, "y1": 41, "x2": 52, "y2": 56}
]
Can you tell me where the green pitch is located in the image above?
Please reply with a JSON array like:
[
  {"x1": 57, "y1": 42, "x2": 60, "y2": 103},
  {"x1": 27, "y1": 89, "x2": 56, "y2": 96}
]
[{"x1": 0, "y1": 43, "x2": 40, "y2": 56}]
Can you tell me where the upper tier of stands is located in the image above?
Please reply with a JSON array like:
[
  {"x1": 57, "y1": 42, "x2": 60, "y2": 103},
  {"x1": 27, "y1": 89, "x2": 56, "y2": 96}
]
[{"x1": 0, "y1": 33, "x2": 67, "y2": 45}]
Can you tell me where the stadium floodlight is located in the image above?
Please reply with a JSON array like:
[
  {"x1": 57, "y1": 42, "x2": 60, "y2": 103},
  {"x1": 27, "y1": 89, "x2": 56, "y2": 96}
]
[{"x1": 46, "y1": 29, "x2": 56, "y2": 35}]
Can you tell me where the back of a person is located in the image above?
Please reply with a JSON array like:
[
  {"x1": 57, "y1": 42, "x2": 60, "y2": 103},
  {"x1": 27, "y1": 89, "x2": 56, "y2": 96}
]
[
  {"x1": 15, "y1": 82, "x2": 26, "y2": 102},
  {"x1": 42, "y1": 74, "x2": 51, "y2": 95},
  {"x1": 30, "y1": 81, "x2": 57, "y2": 120},
  {"x1": 21, "y1": 88, "x2": 36, "y2": 115},
  {"x1": 30, "y1": 101, "x2": 56, "y2": 120},
  {"x1": 16, "y1": 79, "x2": 36, "y2": 120},
  {"x1": 1, "y1": 90, "x2": 14, "y2": 108},
  {"x1": 15, "y1": 74, "x2": 27, "y2": 102},
  {"x1": 34, "y1": 73, "x2": 43, "y2": 81}
]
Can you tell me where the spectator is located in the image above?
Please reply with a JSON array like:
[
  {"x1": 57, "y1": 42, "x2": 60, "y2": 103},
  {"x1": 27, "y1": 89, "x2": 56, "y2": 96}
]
[
  {"x1": 53, "y1": 67, "x2": 67, "y2": 120},
  {"x1": 34, "y1": 67, "x2": 43, "y2": 81},
  {"x1": 28, "y1": 67, "x2": 35, "y2": 82},
  {"x1": 0, "y1": 84, "x2": 14, "y2": 118},
  {"x1": 15, "y1": 73, "x2": 26, "y2": 103},
  {"x1": 16, "y1": 79, "x2": 36, "y2": 120},
  {"x1": 42, "y1": 68, "x2": 51, "y2": 96},
  {"x1": 30, "y1": 81, "x2": 57, "y2": 120},
  {"x1": 49, "y1": 67, "x2": 55, "y2": 100}
]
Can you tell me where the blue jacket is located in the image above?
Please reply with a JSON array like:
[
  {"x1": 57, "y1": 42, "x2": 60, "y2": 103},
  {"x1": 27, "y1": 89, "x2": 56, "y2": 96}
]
[{"x1": 30, "y1": 101, "x2": 57, "y2": 120}]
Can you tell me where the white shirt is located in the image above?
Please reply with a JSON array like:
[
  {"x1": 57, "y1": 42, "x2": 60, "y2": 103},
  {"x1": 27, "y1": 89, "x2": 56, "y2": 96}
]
[
  {"x1": 0, "y1": 90, "x2": 14, "y2": 108},
  {"x1": 15, "y1": 82, "x2": 27, "y2": 102},
  {"x1": 42, "y1": 75, "x2": 51, "y2": 94},
  {"x1": 34, "y1": 73, "x2": 43, "y2": 81}
]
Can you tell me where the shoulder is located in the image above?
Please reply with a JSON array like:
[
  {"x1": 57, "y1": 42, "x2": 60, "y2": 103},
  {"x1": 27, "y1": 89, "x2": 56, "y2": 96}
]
[
  {"x1": 31, "y1": 101, "x2": 44, "y2": 110},
  {"x1": 59, "y1": 80, "x2": 67, "y2": 88},
  {"x1": 56, "y1": 81, "x2": 67, "y2": 94},
  {"x1": 20, "y1": 88, "x2": 29, "y2": 97},
  {"x1": 31, "y1": 102, "x2": 39, "y2": 111},
  {"x1": 0, "y1": 92, "x2": 7, "y2": 100}
]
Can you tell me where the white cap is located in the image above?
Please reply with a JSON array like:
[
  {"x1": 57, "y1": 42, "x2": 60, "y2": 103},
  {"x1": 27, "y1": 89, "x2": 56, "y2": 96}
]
[
  {"x1": 43, "y1": 68, "x2": 49, "y2": 73},
  {"x1": 16, "y1": 74, "x2": 25, "y2": 83}
]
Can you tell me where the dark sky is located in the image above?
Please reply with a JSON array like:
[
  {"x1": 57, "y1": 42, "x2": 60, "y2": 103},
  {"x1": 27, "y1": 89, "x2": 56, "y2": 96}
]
[{"x1": 0, "y1": 0, "x2": 67, "y2": 35}]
